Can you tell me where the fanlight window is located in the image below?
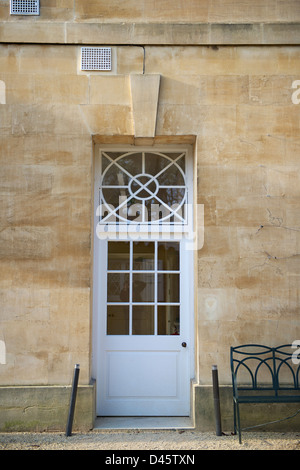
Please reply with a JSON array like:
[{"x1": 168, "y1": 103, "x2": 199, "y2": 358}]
[{"x1": 98, "y1": 150, "x2": 188, "y2": 225}]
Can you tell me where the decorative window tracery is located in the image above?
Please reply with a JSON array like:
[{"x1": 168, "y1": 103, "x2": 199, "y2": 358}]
[{"x1": 98, "y1": 150, "x2": 188, "y2": 225}]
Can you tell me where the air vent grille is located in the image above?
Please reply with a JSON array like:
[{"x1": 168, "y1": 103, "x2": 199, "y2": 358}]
[
  {"x1": 10, "y1": 0, "x2": 39, "y2": 15},
  {"x1": 81, "y1": 47, "x2": 112, "y2": 71}
]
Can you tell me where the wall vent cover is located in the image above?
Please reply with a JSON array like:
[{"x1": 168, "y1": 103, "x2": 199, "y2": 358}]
[
  {"x1": 10, "y1": 0, "x2": 39, "y2": 15},
  {"x1": 81, "y1": 47, "x2": 112, "y2": 71}
]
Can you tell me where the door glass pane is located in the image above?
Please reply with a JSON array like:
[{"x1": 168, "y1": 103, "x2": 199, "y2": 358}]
[
  {"x1": 158, "y1": 242, "x2": 179, "y2": 270},
  {"x1": 132, "y1": 306, "x2": 154, "y2": 335},
  {"x1": 157, "y1": 274, "x2": 180, "y2": 302},
  {"x1": 156, "y1": 165, "x2": 185, "y2": 186},
  {"x1": 145, "y1": 152, "x2": 170, "y2": 175},
  {"x1": 132, "y1": 273, "x2": 154, "y2": 302},
  {"x1": 107, "y1": 305, "x2": 129, "y2": 335},
  {"x1": 156, "y1": 188, "x2": 185, "y2": 207},
  {"x1": 102, "y1": 167, "x2": 131, "y2": 186},
  {"x1": 133, "y1": 242, "x2": 155, "y2": 270},
  {"x1": 107, "y1": 273, "x2": 129, "y2": 302},
  {"x1": 108, "y1": 242, "x2": 130, "y2": 270},
  {"x1": 158, "y1": 306, "x2": 180, "y2": 335},
  {"x1": 106, "y1": 241, "x2": 181, "y2": 335},
  {"x1": 118, "y1": 154, "x2": 143, "y2": 175}
]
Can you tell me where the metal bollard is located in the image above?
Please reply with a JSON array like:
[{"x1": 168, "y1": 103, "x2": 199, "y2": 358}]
[
  {"x1": 66, "y1": 364, "x2": 80, "y2": 437},
  {"x1": 212, "y1": 365, "x2": 222, "y2": 436}
]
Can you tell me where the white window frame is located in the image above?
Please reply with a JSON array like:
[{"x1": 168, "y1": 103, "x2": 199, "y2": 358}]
[{"x1": 94, "y1": 144, "x2": 194, "y2": 239}]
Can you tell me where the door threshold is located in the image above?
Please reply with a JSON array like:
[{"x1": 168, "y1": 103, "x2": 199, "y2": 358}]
[{"x1": 94, "y1": 416, "x2": 194, "y2": 431}]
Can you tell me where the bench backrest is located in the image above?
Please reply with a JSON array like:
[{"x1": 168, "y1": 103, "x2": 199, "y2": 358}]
[{"x1": 231, "y1": 344, "x2": 300, "y2": 394}]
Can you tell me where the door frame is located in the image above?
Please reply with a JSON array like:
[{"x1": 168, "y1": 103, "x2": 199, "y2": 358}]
[{"x1": 92, "y1": 143, "x2": 196, "y2": 417}]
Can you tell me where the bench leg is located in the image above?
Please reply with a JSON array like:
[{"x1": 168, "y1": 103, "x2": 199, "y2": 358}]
[
  {"x1": 233, "y1": 399, "x2": 237, "y2": 434},
  {"x1": 236, "y1": 402, "x2": 242, "y2": 444},
  {"x1": 233, "y1": 399, "x2": 242, "y2": 444}
]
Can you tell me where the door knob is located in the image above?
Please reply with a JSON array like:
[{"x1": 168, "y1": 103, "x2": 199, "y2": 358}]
[{"x1": 181, "y1": 342, "x2": 187, "y2": 348}]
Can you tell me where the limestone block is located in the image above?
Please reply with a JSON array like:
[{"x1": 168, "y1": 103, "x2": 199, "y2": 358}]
[
  {"x1": 74, "y1": 0, "x2": 300, "y2": 24},
  {"x1": 9, "y1": 104, "x2": 92, "y2": 136},
  {"x1": 285, "y1": 137, "x2": 300, "y2": 166},
  {"x1": 209, "y1": 0, "x2": 300, "y2": 23},
  {"x1": 21, "y1": 134, "x2": 91, "y2": 166},
  {"x1": 215, "y1": 196, "x2": 269, "y2": 228},
  {"x1": 198, "y1": 288, "x2": 238, "y2": 322},
  {"x1": 203, "y1": 75, "x2": 249, "y2": 105},
  {"x1": 0, "y1": 80, "x2": 5, "y2": 104},
  {"x1": 198, "y1": 256, "x2": 240, "y2": 288},
  {"x1": 19, "y1": 45, "x2": 78, "y2": 75},
  {"x1": 116, "y1": 47, "x2": 144, "y2": 75},
  {"x1": 0, "y1": 73, "x2": 34, "y2": 104},
  {"x1": 158, "y1": 76, "x2": 204, "y2": 105},
  {"x1": 265, "y1": 165, "x2": 300, "y2": 198},
  {"x1": 0, "y1": 22, "x2": 65, "y2": 44},
  {"x1": 0, "y1": 384, "x2": 95, "y2": 432},
  {"x1": 197, "y1": 134, "x2": 286, "y2": 166},
  {"x1": 249, "y1": 75, "x2": 297, "y2": 106},
  {"x1": 237, "y1": 104, "x2": 300, "y2": 138},
  {"x1": 89, "y1": 75, "x2": 131, "y2": 105},
  {"x1": 130, "y1": 74, "x2": 160, "y2": 137},
  {"x1": 159, "y1": 74, "x2": 248, "y2": 107},
  {"x1": 0, "y1": 105, "x2": 12, "y2": 134},
  {"x1": 0, "y1": 2, "x2": 10, "y2": 22},
  {"x1": 74, "y1": 0, "x2": 143, "y2": 22},
  {"x1": 0, "y1": 288, "x2": 50, "y2": 322},
  {"x1": 156, "y1": 104, "x2": 204, "y2": 136},
  {"x1": 263, "y1": 23, "x2": 300, "y2": 44},
  {"x1": 66, "y1": 22, "x2": 210, "y2": 45},
  {"x1": 51, "y1": 165, "x2": 91, "y2": 196},
  {"x1": 235, "y1": 254, "x2": 288, "y2": 291},
  {"x1": 79, "y1": 104, "x2": 132, "y2": 135},
  {"x1": 0, "y1": 163, "x2": 53, "y2": 194},
  {"x1": 0, "y1": 45, "x2": 19, "y2": 73},
  {"x1": 146, "y1": 46, "x2": 300, "y2": 76},
  {"x1": 0, "y1": 226, "x2": 54, "y2": 260},
  {"x1": 198, "y1": 165, "x2": 241, "y2": 199},
  {"x1": 34, "y1": 74, "x2": 89, "y2": 105},
  {"x1": 199, "y1": 226, "x2": 237, "y2": 258},
  {"x1": 286, "y1": 200, "x2": 300, "y2": 230},
  {"x1": 40, "y1": 0, "x2": 75, "y2": 21},
  {"x1": 0, "y1": 287, "x2": 91, "y2": 385},
  {"x1": 211, "y1": 23, "x2": 262, "y2": 45}
]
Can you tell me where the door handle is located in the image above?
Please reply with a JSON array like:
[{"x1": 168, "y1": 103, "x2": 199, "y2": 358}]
[{"x1": 181, "y1": 342, "x2": 187, "y2": 348}]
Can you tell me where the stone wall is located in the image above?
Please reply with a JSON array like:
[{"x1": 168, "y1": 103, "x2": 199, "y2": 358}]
[
  {"x1": 1, "y1": 42, "x2": 299, "y2": 388},
  {"x1": 1, "y1": 0, "x2": 300, "y2": 23},
  {"x1": 0, "y1": 0, "x2": 299, "y2": 430}
]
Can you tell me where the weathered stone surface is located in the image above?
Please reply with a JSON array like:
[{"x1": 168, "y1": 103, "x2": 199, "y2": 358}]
[
  {"x1": 1, "y1": 21, "x2": 300, "y2": 45},
  {"x1": 0, "y1": 384, "x2": 95, "y2": 432},
  {"x1": 130, "y1": 74, "x2": 160, "y2": 137},
  {"x1": 0, "y1": 2, "x2": 300, "y2": 431},
  {"x1": 0, "y1": 42, "x2": 299, "y2": 390},
  {"x1": 2, "y1": 0, "x2": 300, "y2": 24}
]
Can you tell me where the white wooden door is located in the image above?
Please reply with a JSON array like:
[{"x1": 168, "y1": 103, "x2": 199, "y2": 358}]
[
  {"x1": 97, "y1": 239, "x2": 192, "y2": 416},
  {"x1": 93, "y1": 146, "x2": 194, "y2": 416}
]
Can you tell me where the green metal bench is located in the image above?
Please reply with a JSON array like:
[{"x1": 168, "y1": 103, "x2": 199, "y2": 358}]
[{"x1": 230, "y1": 344, "x2": 300, "y2": 443}]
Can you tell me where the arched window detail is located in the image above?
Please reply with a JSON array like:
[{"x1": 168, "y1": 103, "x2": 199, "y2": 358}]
[{"x1": 98, "y1": 150, "x2": 188, "y2": 225}]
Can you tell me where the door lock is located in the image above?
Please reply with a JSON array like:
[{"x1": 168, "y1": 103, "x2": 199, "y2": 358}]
[{"x1": 181, "y1": 342, "x2": 187, "y2": 348}]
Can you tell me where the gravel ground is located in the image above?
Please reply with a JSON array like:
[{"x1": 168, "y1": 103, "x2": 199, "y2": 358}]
[{"x1": 0, "y1": 430, "x2": 300, "y2": 451}]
